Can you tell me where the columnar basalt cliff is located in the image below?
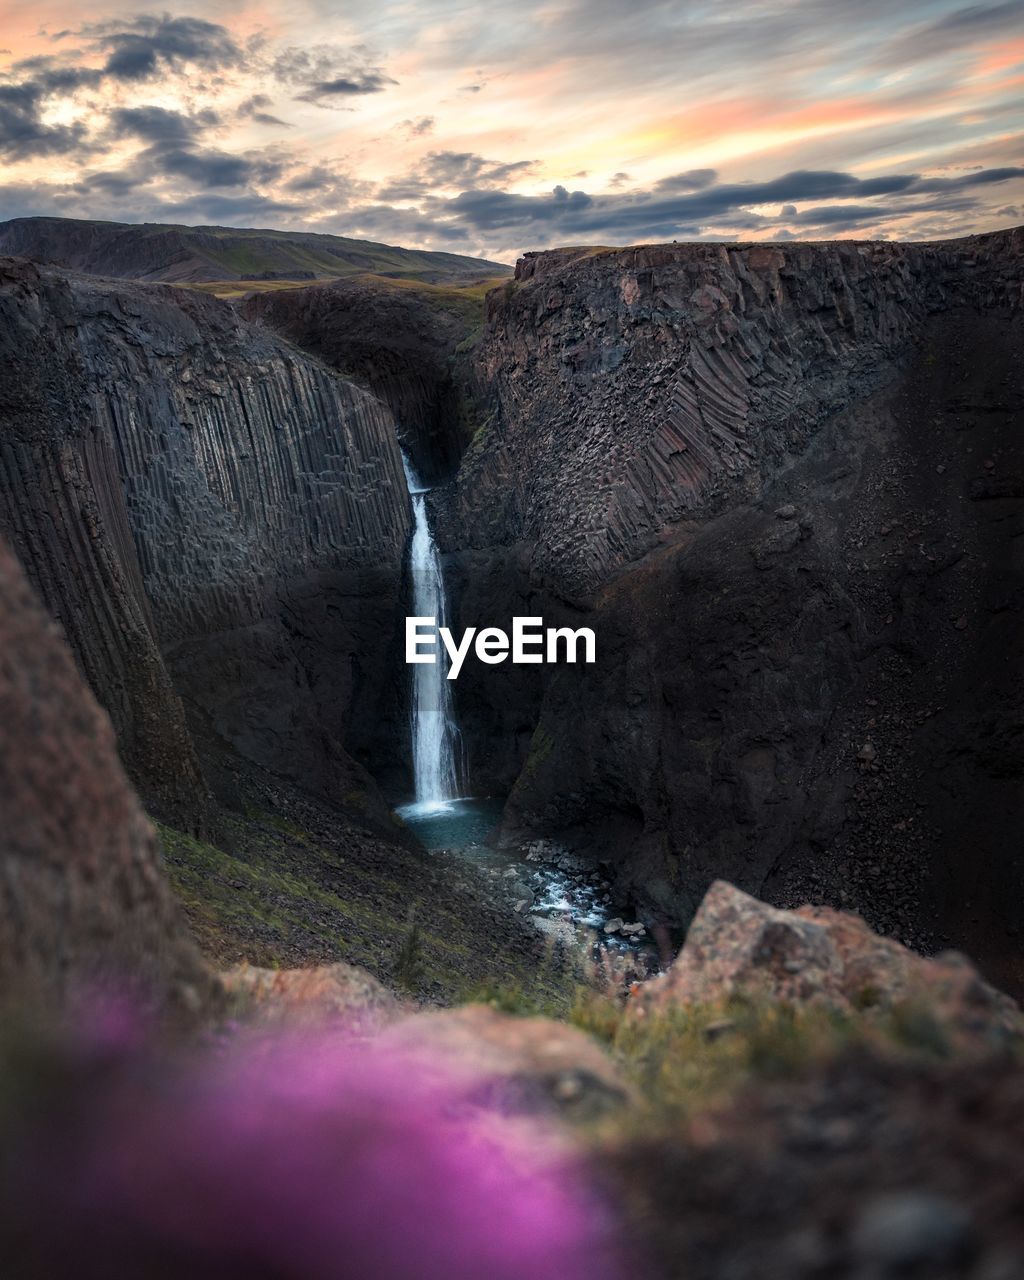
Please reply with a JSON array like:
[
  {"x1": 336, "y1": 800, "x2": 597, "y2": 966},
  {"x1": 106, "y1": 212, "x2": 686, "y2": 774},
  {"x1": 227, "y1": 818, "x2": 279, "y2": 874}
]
[
  {"x1": 445, "y1": 231, "x2": 1022, "y2": 595},
  {"x1": 435, "y1": 230, "x2": 1024, "y2": 988},
  {"x1": 0, "y1": 258, "x2": 410, "y2": 827},
  {"x1": 242, "y1": 275, "x2": 499, "y2": 482}
]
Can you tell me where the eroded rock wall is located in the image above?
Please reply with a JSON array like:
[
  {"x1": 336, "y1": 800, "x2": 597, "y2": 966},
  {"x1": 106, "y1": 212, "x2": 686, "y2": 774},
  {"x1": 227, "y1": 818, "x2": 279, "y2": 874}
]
[
  {"x1": 243, "y1": 277, "x2": 486, "y2": 482},
  {"x1": 442, "y1": 231, "x2": 1024, "y2": 987},
  {"x1": 0, "y1": 258, "x2": 410, "y2": 822},
  {"x1": 445, "y1": 230, "x2": 1022, "y2": 597}
]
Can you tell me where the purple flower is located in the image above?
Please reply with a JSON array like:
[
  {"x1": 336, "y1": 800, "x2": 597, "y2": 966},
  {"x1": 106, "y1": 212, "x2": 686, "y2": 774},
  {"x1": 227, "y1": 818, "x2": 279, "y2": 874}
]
[{"x1": 3, "y1": 1029, "x2": 622, "y2": 1280}]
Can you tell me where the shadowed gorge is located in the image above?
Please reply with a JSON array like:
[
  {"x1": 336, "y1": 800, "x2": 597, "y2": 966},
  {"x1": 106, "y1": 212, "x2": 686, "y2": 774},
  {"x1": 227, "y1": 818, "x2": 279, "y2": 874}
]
[
  {"x1": 2, "y1": 225, "x2": 1020, "y2": 993},
  {"x1": 1, "y1": 210, "x2": 1024, "y2": 1280}
]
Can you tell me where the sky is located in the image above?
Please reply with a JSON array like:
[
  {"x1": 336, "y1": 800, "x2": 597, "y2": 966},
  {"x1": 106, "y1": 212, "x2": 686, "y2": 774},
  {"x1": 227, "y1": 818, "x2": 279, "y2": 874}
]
[{"x1": 0, "y1": 0, "x2": 1022, "y2": 263}]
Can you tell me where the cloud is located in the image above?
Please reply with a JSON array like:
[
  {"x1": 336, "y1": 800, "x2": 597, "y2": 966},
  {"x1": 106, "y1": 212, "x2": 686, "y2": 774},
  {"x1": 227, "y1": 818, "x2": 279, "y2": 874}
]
[
  {"x1": 271, "y1": 45, "x2": 396, "y2": 106},
  {"x1": 295, "y1": 72, "x2": 395, "y2": 104},
  {"x1": 78, "y1": 15, "x2": 243, "y2": 81},
  {"x1": 398, "y1": 115, "x2": 435, "y2": 138},
  {"x1": 238, "y1": 95, "x2": 291, "y2": 128},
  {"x1": 108, "y1": 105, "x2": 218, "y2": 144},
  {"x1": 155, "y1": 147, "x2": 266, "y2": 188},
  {"x1": 7, "y1": 55, "x2": 102, "y2": 96},
  {"x1": 0, "y1": 82, "x2": 88, "y2": 159},
  {"x1": 654, "y1": 169, "x2": 718, "y2": 193},
  {"x1": 2, "y1": 2, "x2": 1021, "y2": 257},
  {"x1": 161, "y1": 191, "x2": 307, "y2": 222},
  {"x1": 344, "y1": 164, "x2": 1024, "y2": 252},
  {"x1": 377, "y1": 150, "x2": 538, "y2": 201},
  {"x1": 873, "y1": 1, "x2": 1024, "y2": 68}
]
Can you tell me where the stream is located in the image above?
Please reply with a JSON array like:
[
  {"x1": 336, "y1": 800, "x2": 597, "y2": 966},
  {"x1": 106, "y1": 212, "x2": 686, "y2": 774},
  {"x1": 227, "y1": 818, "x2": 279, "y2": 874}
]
[{"x1": 398, "y1": 798, "x2": 656, "y2": 964}]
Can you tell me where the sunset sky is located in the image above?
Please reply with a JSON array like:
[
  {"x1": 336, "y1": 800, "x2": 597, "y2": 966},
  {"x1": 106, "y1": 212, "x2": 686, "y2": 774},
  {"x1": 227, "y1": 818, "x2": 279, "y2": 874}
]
[{"x1": 1, "y1": 0, "x2": 1022, "y2": 261}]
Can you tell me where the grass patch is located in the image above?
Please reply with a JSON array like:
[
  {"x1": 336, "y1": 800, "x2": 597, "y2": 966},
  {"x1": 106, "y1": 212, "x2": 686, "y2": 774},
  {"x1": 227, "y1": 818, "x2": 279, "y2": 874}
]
[{"x1": 559, "y1": 987, "x2": 967, "y2": 1128}]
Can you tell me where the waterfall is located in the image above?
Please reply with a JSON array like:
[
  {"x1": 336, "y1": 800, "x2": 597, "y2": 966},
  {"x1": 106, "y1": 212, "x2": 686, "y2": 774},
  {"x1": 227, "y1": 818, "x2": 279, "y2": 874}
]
[{"x1": 402, "y1": 457, "x2": 463, "y2": 811}]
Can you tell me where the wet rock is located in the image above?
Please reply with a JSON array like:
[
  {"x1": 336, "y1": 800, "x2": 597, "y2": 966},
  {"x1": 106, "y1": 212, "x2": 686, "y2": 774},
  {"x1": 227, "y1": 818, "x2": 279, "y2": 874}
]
[{"x1": 851, "y1": 1191, "x2": 974, "y2": 1272}]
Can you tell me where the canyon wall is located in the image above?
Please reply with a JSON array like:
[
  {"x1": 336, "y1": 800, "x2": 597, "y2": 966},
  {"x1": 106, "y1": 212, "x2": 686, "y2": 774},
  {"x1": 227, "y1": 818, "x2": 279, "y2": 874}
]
[
  {"x1": 243, "y1": 276, "x2": 490, "y2": 482},
  {"x1": 0, "y1": 258, "x2": 410, "y2": 827},
  {"x1": 439, "y1": 230, "x2": 1024, "y2": 986},
  {"x1": 443, "y1": 231, "x2": 1021, "y2": 596}
]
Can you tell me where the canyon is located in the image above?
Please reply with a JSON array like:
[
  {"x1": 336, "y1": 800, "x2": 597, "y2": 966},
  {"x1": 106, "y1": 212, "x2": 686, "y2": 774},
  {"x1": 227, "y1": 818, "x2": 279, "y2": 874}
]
[{"x1": 0, "y1": 218, "x2": 1021, "y2": 996}]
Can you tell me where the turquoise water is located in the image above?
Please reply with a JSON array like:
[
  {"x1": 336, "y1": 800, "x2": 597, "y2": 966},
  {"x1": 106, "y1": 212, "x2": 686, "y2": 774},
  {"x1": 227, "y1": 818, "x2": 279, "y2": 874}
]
[
  {"x1": 396, "y1": 797, "x2": 505, "y2": 851},
  {"x1": 396, "y1": 796, "x2": 657, "y2": 965}
]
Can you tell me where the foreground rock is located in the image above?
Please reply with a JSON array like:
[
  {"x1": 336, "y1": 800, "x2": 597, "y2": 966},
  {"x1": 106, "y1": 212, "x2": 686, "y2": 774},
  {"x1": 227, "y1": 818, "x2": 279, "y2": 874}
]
[
  {"x1": 632, "y1": 881, "x2": 1021, "y2": 1050},
  {"x1": 611, "y1": 1052, "x2": 1024, "y2": 1280},
  {"x1": 221, "y1": 962, "x2": 403, "y2": 1032},
  {"x1": 379, "y1": 1005, "x2": 632, "y2": 1121},
  {"x1": 0, "y1": 536, "x2": 211, "y2": 1018}
]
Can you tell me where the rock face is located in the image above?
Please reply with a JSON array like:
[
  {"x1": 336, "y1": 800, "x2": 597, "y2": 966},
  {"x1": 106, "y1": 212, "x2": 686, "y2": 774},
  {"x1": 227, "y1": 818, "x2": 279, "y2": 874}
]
[
  {"x1": 0, "y1": 257, "x2": 410, "y2": 826},
  {"x1": 243, "y1": 276, "x2": 493, "y2": 483},
  {"x1": 0, "y1": 216, "x2": 509, "y2": 285},
  {"x1": 447, "y1": 231, "x2": 1022, "y2": 596},
  {"x1": 221, "y1": 962, "x2": 402, "y2": 1031},
  {"x1": 632, "y1": 882, "x2": 1021, "y2": 1050},
  {"x1": 378, "y1": 1005, "x2": 631, "y2": 1121},
  {"x1": 426, "y1": 229, "x2": 1024, "y2": 987},
  {"x1": 0, "y1": 534, "x2": 210, "y2": 1015}
]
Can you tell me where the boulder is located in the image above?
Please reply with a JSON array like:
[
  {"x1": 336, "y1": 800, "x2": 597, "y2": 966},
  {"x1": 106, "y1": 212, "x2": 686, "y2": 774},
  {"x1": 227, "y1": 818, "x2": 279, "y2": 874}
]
[
  {"x1": 221, "y1": 962, "x2": 403, "y2": 1032},
  {"x1": 0, "y1": 536, "x2": 212, "y2": 1019},
  {"x1": 630, "y1": 881, "x2": 1021, "y2": 1049},
  {"x1": 378, "y1": 1005, "x2": 631, "y2": 1121}
]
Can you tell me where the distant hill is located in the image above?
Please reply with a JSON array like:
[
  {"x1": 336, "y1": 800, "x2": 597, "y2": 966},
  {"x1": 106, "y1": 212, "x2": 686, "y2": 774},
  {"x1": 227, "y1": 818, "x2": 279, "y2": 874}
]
[{"x1": 0, "y1": 217, "x2": 510, "y2": 286}]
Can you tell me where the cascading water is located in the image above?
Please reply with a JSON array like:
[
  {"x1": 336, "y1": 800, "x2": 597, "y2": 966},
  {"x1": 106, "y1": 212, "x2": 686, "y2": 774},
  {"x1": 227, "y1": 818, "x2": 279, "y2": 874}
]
[
  {"x1": 395, "y1": 461, "x2": 646, "y2": 958},
  {"x1": 402, "y1": 456, "x2": 463, "y2": 812}
]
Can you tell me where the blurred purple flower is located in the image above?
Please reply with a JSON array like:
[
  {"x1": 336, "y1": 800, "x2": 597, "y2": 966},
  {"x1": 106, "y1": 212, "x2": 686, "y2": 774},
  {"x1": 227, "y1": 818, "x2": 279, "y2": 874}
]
[{"x1": 3, "y1": 1029, "x2": 621, "y2": 1280}]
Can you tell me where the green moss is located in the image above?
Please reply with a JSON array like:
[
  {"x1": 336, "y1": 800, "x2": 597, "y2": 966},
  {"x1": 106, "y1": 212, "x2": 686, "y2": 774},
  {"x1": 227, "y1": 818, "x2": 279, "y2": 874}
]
[
  {"x1": 156, "y1": 811, "x2": 556, "y2": 1003},
  {"x1": 564, "y1": 989, "x2": 976, "y2": 1130}
]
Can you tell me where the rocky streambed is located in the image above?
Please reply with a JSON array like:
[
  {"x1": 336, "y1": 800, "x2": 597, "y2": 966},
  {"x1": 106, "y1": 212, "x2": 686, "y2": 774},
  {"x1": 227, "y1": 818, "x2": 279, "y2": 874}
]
[{"x1": 398, "y1": 799, "x2": 661, "y2": 972}]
